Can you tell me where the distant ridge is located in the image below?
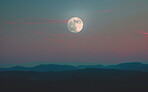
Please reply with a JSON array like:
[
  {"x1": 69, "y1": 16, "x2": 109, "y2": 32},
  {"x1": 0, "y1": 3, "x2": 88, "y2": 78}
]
[
  {"x1": 107, "y1": 62, "x2": 148, "y2": 72},
  {"x1": 0, "y1": 64, "x2": 78, "y2": 72},
  {"x1": 0, "y1": 62, "x2": 148, "y2": 72}
]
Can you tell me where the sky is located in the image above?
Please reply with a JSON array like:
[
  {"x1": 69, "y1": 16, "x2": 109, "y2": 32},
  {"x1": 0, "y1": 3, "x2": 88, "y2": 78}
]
[{"x1": 0, "y1": 0, "x2": 148, "y2": 67}]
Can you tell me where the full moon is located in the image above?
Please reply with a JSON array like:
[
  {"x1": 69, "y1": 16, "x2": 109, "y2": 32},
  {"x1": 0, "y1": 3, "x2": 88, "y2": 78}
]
[{"x1": 67, "y1": 17, "x2": 83, "y2": 33}]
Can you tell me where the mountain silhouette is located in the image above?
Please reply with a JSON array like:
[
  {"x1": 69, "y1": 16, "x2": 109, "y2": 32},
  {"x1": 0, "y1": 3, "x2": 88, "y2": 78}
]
[
  {"x1": 0, "y1": 62, "x2": 148, "y2": 72},
  {"x1": 77, "y1": 64, "x2": 105, "y2": 69},
  {"x1": 0, "y1": 64, "x2": 78, "y2": 72},
  {"x1": 31, "y1": 64, "x2": 77, "y2": 72},
  {"x1": 0, "y1": 68, "x2": 148, "y2": 92},
  {"x1": 107, "y1": 62, "x2": 148, "y2": 72}
]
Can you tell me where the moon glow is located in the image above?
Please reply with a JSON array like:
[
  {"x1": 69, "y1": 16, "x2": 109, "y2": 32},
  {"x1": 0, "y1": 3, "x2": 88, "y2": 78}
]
[{"x1": 67, "y1": 17, "x2": 83, "y2": 33}]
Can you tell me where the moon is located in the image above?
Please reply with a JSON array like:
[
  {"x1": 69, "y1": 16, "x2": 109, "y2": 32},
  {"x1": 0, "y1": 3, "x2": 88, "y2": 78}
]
[{"x1": 67, "y1": 17, "x2": 83, "y2": 33}]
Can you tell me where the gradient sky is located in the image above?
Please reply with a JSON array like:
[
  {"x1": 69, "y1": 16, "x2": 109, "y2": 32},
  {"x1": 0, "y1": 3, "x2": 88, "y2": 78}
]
[{"x1": 0, "y1": 0, "x2": 148, "y2": 67}]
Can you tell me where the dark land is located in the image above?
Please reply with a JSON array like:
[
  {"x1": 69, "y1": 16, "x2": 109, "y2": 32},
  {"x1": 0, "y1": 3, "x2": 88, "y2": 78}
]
[{"x1": 0, "y1": 62, "x2": 148, "y2": 92}]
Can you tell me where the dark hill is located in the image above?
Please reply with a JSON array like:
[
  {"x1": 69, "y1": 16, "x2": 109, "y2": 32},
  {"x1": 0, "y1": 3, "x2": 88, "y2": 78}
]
[
  {"x1": 0, "y1": 62, "x2": 148, "y2": 72},
  {"x1": 0, "y1": 68, "x2": 148, "y2": 92},
  {"x1": 108, "y1": 62, "x2": 148, "y2": 72}
]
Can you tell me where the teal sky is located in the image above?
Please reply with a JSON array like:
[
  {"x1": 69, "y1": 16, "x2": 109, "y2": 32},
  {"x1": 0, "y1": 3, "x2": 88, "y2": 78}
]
[{"x1": 0, "y1": 0, "x2": 148, "y2": 67}]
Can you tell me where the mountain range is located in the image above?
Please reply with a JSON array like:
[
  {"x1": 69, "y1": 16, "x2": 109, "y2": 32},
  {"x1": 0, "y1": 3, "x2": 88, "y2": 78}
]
[
  {"x1": 0, "y1": 62, "x2": 148, "y2": 72},
  {"x1": 0, "y1": 62, "x2": 148, "y2": 92},
  {"x1": 0, "y1": 68, "x2": 148, "y2": 92}
]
